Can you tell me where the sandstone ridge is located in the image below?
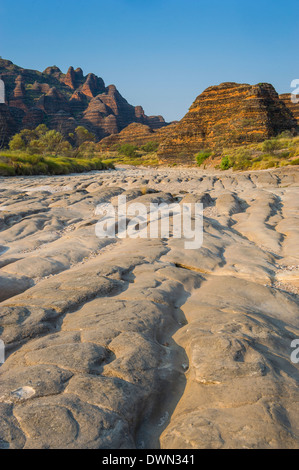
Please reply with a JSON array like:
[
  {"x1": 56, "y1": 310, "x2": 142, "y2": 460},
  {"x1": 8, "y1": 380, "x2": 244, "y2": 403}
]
[
  {"x1": 0, "y1": 58, "x2": 167, "y2": 142},
  {"x1": 158, "y1": 82, "x2": 298, "y2": 161}
]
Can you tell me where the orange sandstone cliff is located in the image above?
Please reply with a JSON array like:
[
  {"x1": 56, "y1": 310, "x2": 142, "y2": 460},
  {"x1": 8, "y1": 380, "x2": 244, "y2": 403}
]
[{"x1": 158, "y1": 82, "x2": 298, "y2": 162}]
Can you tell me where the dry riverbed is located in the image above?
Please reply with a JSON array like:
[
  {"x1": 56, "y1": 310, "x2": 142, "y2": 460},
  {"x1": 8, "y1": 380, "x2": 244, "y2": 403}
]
[{"x1": 0, "y1": 165, "x2": 299, "y2": 449}]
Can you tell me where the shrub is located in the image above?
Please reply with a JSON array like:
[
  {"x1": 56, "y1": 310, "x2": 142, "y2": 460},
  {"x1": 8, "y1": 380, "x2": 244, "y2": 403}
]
[
  {"x1": 260, "y1": 159, "x2": 279, "y2": 169},
  {"x1": 196, "y1": 151, "x2": 211, "y2": 167},
  {"x1": 231, "y1": 149, "x2": 252, "y2": 170},
  {"x1": 220, "y1": 156, "x2": 232, "y2": 170},
  {"x1": 118, "y1": 144, "x2": 139, "y2": 158},
  {"x1": 278, "y1": 130, "x2": 293, "y2": 139},
  {"x1": 105, "y1": 161, "x2": 115, "y2": 169},
  {"x1": 262, "y1": 139, "x2": 282, "y2": 154},
  {"x1": 279, "y1": 150, "x2": 291, "y2": 159},
  {"x1": 141, "y1": 141, "x2": 159, "y2": 153}
]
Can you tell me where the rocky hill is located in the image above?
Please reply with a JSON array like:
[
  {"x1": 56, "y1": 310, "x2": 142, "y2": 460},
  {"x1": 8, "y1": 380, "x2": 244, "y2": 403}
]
[
  {"x1": 0, "y1": 59, "x2": 167, "y2": 144},
  {"x1": 99, "y1": 122, "x2": 178, "y2": 149},
  {"x1": 158, "y1": 82, "x2": 298, "y2": 162}
]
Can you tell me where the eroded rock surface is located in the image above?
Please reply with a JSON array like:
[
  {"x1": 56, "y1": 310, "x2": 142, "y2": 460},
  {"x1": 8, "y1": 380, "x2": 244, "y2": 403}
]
[{"x1": 0, "y1": 166, "x2": 299, "y2": 449}]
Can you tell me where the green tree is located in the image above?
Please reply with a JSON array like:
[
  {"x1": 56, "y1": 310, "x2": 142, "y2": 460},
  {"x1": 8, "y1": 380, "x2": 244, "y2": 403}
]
[
  {"x1": 9, "y1": 133, "x2": 26, "y2": 151},
  {"x1": 9, "y1": 126, "x2": 72, "y2": 156},
  {"x1": 35, "y1": 124, "x2": 49, "y2": 137},
  {"x1": 75, "y1": 126, "x2": 96, "y2": 147}
]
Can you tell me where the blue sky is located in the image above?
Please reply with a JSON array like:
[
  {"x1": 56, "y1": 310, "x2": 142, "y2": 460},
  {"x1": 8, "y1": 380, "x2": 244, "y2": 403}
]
[{"x1": 0, "y1": 0, "x2": 298, "y2": 122}]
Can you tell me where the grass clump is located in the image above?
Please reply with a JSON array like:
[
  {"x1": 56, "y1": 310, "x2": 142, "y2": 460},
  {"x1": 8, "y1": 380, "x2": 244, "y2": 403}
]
[
  {"x1": 262, "y1": 138, "x2": 284, "y2": 154},
  {"x1": 0, "y1": 162, "x2": 16, "y2": 176},
  {"x1": 0, "y1": 152, "x2": 114, "y2": 177},
  {"x1": 218, "y1": 133, "x2": 299, "y2": 171}
]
